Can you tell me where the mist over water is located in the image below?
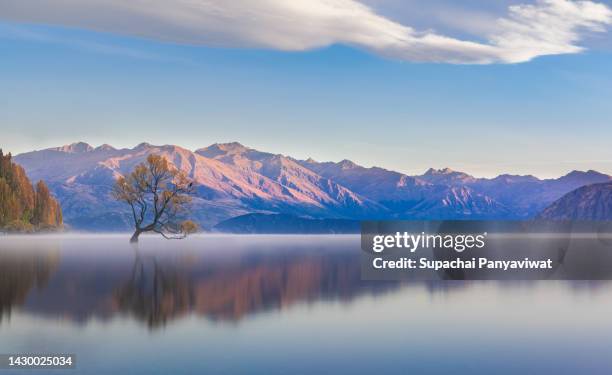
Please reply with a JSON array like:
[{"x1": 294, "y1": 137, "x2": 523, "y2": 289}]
[{"x1": 1, "y1": 234, "x2": 612, "y2": 374}]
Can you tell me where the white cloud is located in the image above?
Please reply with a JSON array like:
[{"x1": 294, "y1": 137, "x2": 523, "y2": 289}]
[
  {"x1": 492, "y1": 0, "x2": 612, "y2": 62},
  {"x1": 0, "y1": 0, "x2": 610, "y2": 64}
]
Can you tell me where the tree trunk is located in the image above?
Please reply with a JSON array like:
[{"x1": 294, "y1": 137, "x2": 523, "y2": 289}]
[{"x1": 130, "y1": 229, "x2": 142, "y2": 243}]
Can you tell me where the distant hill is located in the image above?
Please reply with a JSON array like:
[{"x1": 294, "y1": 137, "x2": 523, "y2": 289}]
[
  {"x1": 214, "y1": 213, "x2": 360, "y2": 234},
  {"x1": 13, "y1": 141, "x2": 612, "y2": 231},
  {"x1": 0, "y1": 150, "x2": 62, "y2": 232},
  {"x1": 300, "y1": 160, "x2": 611, "y2": 219},
  {"x1": 538, "y1": 182, "x2": 612, "y2": 220}
]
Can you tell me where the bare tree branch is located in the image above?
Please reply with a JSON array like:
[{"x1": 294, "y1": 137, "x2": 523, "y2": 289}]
[{"x1": 112, "y1": 154, "x2": 197, "y2": 243}]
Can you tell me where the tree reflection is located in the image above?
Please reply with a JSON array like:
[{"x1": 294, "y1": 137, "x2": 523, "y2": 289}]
[
  {"x1": 112, "y1": 249, "x2": 399, "y2": 329},
  {"x1": 0, "y1": 251, "x2": 59, "y2": 322},
  {"x1": 114, "y1": 252, "x2": 193, "y2": 329}
]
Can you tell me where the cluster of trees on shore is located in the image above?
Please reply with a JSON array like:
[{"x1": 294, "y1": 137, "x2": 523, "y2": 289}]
[{"x1": 0, "y1": 150, "x2": 62, "y2": 232}]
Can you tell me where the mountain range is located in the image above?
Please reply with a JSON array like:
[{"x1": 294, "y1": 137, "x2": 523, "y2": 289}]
[
  {"x1": 13, "y1": 141, "x2": 612, "y2": 230},
  {"x1": 538, "y1": 182, "x2": 612, "y2": 220}
]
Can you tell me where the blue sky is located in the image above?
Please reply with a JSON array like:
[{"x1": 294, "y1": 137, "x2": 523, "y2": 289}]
[{"x1": 1, "y1": 0, "x2": 612, "y2": 178}]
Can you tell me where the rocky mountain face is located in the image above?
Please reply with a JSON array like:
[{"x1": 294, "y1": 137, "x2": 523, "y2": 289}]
[
  {"x1": 14, "y1": 142, "x2": 612, "y2": 230},
  {"x1": 301, "y1": 159, "x2": 610, "y2": 219},
  {"x1": 538, "y1": 183, "x2": 612, "y2": 220}
]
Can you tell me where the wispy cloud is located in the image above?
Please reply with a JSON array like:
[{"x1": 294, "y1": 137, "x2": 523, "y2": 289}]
[
  {"x1": 0, "y1": 0, "x2": 610, "y2": 64},
  {"x1": 0, "y1": 23, "x2": 193, "y2": 63}
]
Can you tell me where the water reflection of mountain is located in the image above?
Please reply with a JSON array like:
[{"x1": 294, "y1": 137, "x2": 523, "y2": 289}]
[
  {"x1": 0, "y1": 245, "x2": 399, "y2": 329},
  {"x1": 190, "y1": 252, "x2": 395, "y2": 321},
  {"x1": 116, "y1": 250, "x2": 404, "y2": 328},
  {"x1": 3, "y1": 235, "x2": 612, "y2": 330}
]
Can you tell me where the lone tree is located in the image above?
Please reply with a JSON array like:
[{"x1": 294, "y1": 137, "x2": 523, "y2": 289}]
[{"x1": 113, "y1": 154, "x2": 197, "y2": 243}]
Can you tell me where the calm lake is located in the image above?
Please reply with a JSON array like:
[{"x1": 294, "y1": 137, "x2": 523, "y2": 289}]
[{"x1": 1, "y1": 234, "x2": 612, "y2": 374}]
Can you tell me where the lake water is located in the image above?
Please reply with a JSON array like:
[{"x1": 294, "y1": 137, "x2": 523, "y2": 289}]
[{"x1": 1, "y1": 234, "x2": 612, "y2": 374}]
